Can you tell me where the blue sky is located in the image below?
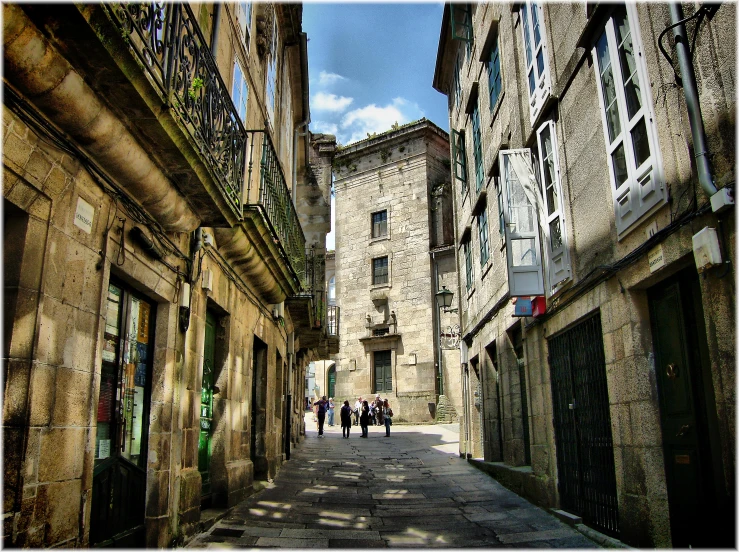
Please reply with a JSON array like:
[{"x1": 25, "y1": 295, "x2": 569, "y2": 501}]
[
  {"x1": 303, "y1": 3, "x2": 450, "y2": 249},
  {"x1": 303, "y1": 3, "x2": 450, "y2": 146}
]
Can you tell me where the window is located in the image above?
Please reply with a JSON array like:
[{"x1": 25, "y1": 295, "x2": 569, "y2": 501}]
[
  {"x1": 592, "y1": 5, "x2": 664, "y2": 236},
  {"x1": 451, "y1": 4, "x2": 474, "y2": 57},
  {"x1": 496, "y1": 178, "x2": 505, "y2": 237},
  {"x1": 266, "y1": 11, "x2": 278, "y2": 123},
  {"x1": 536, "y1": 120, "x2": 571, "y2": 290},
  {"x1": 452, "y1": 52, "x2": 463, "y2": 111},
  {"x1": 471, "y1": 101, "x2": 484, "y2": 193},
  {"x1": 463, "y1": 239, "x2": 474, "y2": 290},
  {"x1": 478, "y1": 208, "x2": 490, "y2": 266},
  {"x1": 520, "y1": 2, "x2": 551, "y2": 123},
  {"x1": 327, "y1": 276, "x2": 336, "y2": 305},
  {"x1": 374, "y1": 350, "x2": 392, "y2": 393},
  {"x1": 487, "y1": 35, "x2": 502, "y2": 112},
  {"x1": 232, "y1": 61, "x2": 248, "y2": 123},
  {"x1": 451, "y1": 129, "x2": 468, "y2": 195},
  {"x1": 499, "y1": 148, "x2": 545, "y2": 297},
  {"x1": 237, "y1": 2, "x2": 253, "y2": 49},
  {"x1": 371, "y1": 210, "x2": 388, "y2": 238},
  {"x1": 372, "y1": 256, "x2": 389, "y2": 285}
]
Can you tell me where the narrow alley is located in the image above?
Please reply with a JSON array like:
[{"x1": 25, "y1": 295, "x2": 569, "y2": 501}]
[{"x1": 188, "y1": 416, "x2": 602, "y2": 548}]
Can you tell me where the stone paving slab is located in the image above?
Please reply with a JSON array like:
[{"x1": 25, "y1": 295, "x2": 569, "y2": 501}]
[{"x1": 186, "y1": 416, "x2": 604, "y2": 549}]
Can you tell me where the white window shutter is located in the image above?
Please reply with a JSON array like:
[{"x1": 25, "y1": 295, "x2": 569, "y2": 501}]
[
  {"x1": 535, "y1": 120, "x2": 571, "y2": 291},
  {"x1": 500, "y1": 149, "x2": 545, "y2": 297}
]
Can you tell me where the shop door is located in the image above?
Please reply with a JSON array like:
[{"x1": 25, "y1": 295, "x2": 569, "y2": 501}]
[
  {"x1": 549, "y1": 313, "x2": 619, "y2": 537},
  {"x1": 648, "y1": 268, "x2": 730, "y2": 548},
  {"x1": 374, "y1": 350, "x2": 392, "y2": 393},
  {"x1": 199, "y1": 311, "x2": 216, "y2": 506},
  {"x1": 91, "y1": 281, "x2": 155, "y2": 547}
]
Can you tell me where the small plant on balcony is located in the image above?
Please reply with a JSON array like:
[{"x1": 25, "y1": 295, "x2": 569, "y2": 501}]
[{"x1": 189, "y1": 77, "x2": 204, "y2": 100}]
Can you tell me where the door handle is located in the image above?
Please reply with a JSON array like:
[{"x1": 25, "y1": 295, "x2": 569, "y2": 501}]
[
  {"x1": 666, "y1": 363, "x2": 678, "y2": 379},
  {"x1": 676, "y1": 424, "x2": 691, "y2": 437}
]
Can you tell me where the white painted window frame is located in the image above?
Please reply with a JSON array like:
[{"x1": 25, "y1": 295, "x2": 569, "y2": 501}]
[
  {"x1": 266, "y1": 11, "x2": 279, "y2": 124},
  {"x1": 591, "y1": 4, "x2": 665, "y2": 238},
  {"x1": 520, "y1": 1, "x2": 551, "y2": 124},
  {"x1": 535, "y1": 120, "x2": 571, "y2": 292},
  {"x1": 236, "y1": 3, "x2": 253, "y2": 51},
  {"x1": 499, "y1": 148, "x2": 545, "y2": 297}
]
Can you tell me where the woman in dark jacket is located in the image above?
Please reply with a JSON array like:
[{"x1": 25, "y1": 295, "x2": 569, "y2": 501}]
[
  {"x1": 340, "y1": 400, "x2": 353, "y2": 438},
  {"x1": 359, "y1": 400, "x2": 370, "y2": 438}
]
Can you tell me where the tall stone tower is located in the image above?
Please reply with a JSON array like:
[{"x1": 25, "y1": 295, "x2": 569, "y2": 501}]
[{"x1": 332, "y1": 119, "x2": 460, "y2": 423}]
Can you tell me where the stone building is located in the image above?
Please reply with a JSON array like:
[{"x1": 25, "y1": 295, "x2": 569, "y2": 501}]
[
  {"x1": 434, "y1": 2, "x2": 735, "y2": 548},
  {"x1": 3, "y1": 2, "x2": 335, "y2": 547},
  {"x1": 332, "y1": 119, "x2": 462, "y2": 423}
]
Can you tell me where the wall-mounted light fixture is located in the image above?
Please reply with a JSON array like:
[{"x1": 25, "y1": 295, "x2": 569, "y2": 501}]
[
  {"x1": 435, "y1": 286, "x2": 458, "y2": 313},
  {"x1": 179, "y1": 282, "x2": 191, "y2": 332}
]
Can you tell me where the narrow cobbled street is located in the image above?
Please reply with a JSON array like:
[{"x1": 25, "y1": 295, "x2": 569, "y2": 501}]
[{"x1": 188, "y1": 416, "x2": 598, "y2": 548}]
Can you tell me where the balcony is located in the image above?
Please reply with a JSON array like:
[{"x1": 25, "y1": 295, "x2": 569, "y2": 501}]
[
  {"x1": 100, "y1": 3, "x2": 304, "y2": 300},
  {"x1": 100, "y1": 1, "x2": 246, "y2": 226},
  {"x1": 285, "y1": 249, "x2": 339, "y2": 355}
]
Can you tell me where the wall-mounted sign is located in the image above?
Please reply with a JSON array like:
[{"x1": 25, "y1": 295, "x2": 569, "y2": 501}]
[
  {"x1": 74, "y1": 197, "x2": 94, "y2": 234},
  {"x1": 513, "y1": 297, "x2": 533, "y2": 317},
  {"x1": 648, "y1": 244, "x2": 665, "y2": 273}
]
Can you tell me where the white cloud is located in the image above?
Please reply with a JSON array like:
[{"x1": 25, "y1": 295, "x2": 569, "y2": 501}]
[
  {"x1": 340, "y1": 98, "x2": 424, "y2": 144},
  {"x1": 311, "y1": 121, "x2": 338, "y2": 135},
  {"x1": 318, "y1": 71, "x2": 347, "y2": 87},
  {"x1": 312, "y1": 92, "x2": 354, "y2": 112}
]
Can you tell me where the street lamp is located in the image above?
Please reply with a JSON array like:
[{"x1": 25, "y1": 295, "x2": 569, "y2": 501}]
[{"x1": 435, "y1": 286, "x2": 457, "y2": 313}]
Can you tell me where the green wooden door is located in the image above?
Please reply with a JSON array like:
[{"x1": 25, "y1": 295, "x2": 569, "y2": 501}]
[
  {"x1": 199, "y1": 311, "x2": 216, "y2": 503},
  {"x1": 327, "y1": 366, "x2": 336, "y2": 398},
  {"x1": 374, "y1": 351, "x2": 392, "y2": 393},
  {"x1": 648, "y1": 269, "x2": 730, "y2": 547}
]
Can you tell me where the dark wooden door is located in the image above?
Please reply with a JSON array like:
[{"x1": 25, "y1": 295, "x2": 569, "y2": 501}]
[
  {"x1": 374, "y1": 350, "x2": 392, "y2": 393},
  {"x1": 91, "y1": 282, "x2": 154, "y2": 547},
  {"x1": 549, "y1": 313, "x2": 619, "y2": 537},
  {"x1": 199, "y1": 311, "x2": 216, "y2": 505},
  {"x1": 648, "y1": 268, "x2": 731, "y2": 548}
]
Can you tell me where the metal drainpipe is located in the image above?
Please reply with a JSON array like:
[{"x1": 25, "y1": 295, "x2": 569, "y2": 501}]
[
  {"x1": 670, "y1": 3, "x2": 717, "y2": 197},
  {"x1": 209, "y1": 3, "x2": 221, "y2": 52}
]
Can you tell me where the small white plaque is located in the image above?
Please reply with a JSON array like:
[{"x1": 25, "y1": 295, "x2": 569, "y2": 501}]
[
  {"x1": 74, "y1": 197, "x2": 94, "y2": 234},
  {"x1": 648, "y1": 244, "x2": 665, "y2": 273},
  {"x1": 98, "y1": 439, "x2": 110, "y2": 459}
]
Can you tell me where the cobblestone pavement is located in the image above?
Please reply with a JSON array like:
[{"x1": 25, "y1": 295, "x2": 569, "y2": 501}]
[{"x1": 187, "y1": 415, "x2": 599, "y2": 548}]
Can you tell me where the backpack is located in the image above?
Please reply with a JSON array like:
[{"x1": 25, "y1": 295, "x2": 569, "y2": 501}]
[
  {"x1": 387, "y1": 408, "x2": 393, "y2": 418},
  {"x1": 317, "y1": 401, "x2": 326, "y2": 415}
]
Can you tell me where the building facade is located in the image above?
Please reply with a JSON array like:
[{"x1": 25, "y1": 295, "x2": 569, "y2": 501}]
[
  {"x1": 434, "y1": 2, "x2": 735, "y2": 548},
  {"x1": 332, "y1": 119, "x2": 462, "y2": 423},
  {"x1": 3, "y1": 2, "x2": 335, "y2": 547}
]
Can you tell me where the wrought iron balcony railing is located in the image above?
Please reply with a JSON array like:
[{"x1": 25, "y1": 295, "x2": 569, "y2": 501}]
[
  {"x1": 245, "y1": 131, "x2": 306, "y2": 283},
  {"x1": 105, "y1": 2, "x2": 245, "y2": 218}
]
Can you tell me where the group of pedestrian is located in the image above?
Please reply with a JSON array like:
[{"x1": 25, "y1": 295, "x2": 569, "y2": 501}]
[
  {"x1": 314, "y1": 394, "x2": 394, "y2": 438},
  {"x1": 350, "y1": 394, "x2": 394, "y2": 438}
]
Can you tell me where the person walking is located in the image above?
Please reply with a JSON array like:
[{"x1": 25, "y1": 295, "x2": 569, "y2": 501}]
[
  {"x1": 340, "y1": 400, "x2": 353, "y2": 438},
  {"x1": 359, "y1": 400, "x2": 370, "y2": 438},
  {"x1": 353, "y1": 397, "x2": 362, "y2": 426},
  {"x1": 327, "y1": 397, "x2": 336, "y2": 426},
  {"x1": 382, "y1": 398, "x2": 393, "y2": 437},
  {"x1": 316, "y1": 396, "x2": 327, "y2": 437}
]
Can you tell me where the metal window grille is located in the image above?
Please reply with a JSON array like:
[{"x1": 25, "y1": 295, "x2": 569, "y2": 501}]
[
  {"x1": 372, "y1": 210, "x2": 388, "y2": 238},
  {"x1": 373, "y1": 256, "x2": 389, "y2": 285}
]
